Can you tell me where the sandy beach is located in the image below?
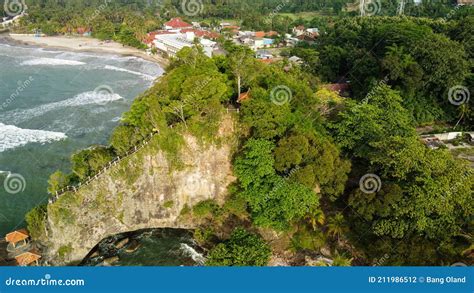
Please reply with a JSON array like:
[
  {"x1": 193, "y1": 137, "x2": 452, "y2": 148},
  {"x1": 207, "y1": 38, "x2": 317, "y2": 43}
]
[{"x1": 6, "y1": 34, "x2": 169, "y2": 67}]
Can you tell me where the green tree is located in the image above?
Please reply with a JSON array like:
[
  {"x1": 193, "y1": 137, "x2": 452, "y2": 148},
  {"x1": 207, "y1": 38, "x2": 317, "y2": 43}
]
[
  {"x1": 234, "y1": 139, "x2": 320, "y2": 230},
  {"x1": 206, "y1": 228, "x2": 271, "y2": 266},
  {"x1": 25, "y1": 205, "x2": 47, "y2": 240},
  {"x1": 47, "y1": 171, "x2": 68, "y2": 194},
  {"x1": 327, "y1": 212, "x2": 348, "y2": 241}
]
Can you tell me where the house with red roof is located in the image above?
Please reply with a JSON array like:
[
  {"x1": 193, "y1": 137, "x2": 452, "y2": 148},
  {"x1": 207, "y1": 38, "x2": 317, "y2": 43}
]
[
  {"x1": 238, "y1": 91, "x2": 251, "y2": 103},
  {"x1": 255, "y1": 31, "x2": 266, "y2": 38},
  {"x1": 76, "y1": 27, "x2": 92, "y2": 37},
  {"x1": 144, "y1": 30, "x2": 176, "y2": 47},
  {"x1": 164, "y1": 18, "x2": 193, "y2": 30},
  {"x1": 180, "y1": 29, "x2": 220, "y2": 40},
  {"x1": 293, "y1": 25, "x2": 305, "y2": 36},
  {"x1": 265, "y1": 31, "x2": 279, "y2": 37}
]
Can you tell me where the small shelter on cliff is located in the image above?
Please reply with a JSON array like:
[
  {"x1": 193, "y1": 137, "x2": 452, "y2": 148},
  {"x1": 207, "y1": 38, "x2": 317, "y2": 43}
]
[
  {"x1": 5, "y1": 229, "x2": 29, "y2": 248},
  {"x1": 15, "y1": 249, "x2": 42, "y2": 266}
]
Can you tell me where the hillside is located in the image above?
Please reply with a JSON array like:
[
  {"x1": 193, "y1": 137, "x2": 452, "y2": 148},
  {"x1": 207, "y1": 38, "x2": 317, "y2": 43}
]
[{"x1": 37, "y1": 115, "x2": 237, "y2": 265}]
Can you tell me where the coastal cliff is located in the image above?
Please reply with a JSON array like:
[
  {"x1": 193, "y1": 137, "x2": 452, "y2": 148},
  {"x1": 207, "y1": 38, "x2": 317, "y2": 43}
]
[{"x1": 39, "y1": 115, "x2": 237, "y2": 265}]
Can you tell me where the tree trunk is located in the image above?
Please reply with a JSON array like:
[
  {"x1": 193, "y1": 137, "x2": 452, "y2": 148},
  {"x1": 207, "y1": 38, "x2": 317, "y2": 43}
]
[
  {"x1": 454, "y1": 112, "x2": 464, "y2": 129},
  {"x1": 237, "y1": 75, "x2": 241, "y2": 98}
]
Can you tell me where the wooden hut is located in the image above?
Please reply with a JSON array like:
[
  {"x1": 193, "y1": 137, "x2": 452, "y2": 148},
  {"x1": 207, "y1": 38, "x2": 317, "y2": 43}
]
[
  {"x1": 15, "y1": 249, "x2": 41, "y2": 266},
  {"x1": 5, "y1": 229, "x2": 29, "y2": 248}
]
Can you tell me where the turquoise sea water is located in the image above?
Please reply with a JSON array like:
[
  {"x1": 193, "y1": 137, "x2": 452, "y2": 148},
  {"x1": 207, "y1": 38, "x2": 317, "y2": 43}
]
[{"x1": 0, "y1": 41, "x2": 164, "y2": 236}]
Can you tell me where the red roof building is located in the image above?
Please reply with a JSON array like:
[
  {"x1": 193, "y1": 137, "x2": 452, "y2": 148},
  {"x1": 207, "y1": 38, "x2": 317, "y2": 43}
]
[
  {"x1": 144, "y1": 30, "x2": 176, "y2": 45},
  {"x1": 15, "y1": 249, "x2": 41, "y2": 266},
  {"x1": 180, "y1": 29, "x2": 220, "y2": 40},
  {"x1": 5, "y1": 229, "x2": 29, "y2": 247},
  {"x1": 164, "y1": 18, "x2": 193, "y2": 30},
  {"x1": 238, "y1": 91, "x2": 251, "y2": 103},
  {"x1": 266, "y1": 31, "x2": 279, "y2": 37},
  {"x1": 255, "y1": 31, "x2": 265, "y2": 38}
]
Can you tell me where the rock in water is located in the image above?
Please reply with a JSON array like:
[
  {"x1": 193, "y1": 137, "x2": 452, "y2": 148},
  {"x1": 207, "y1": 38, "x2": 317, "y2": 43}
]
[{"x1": 115, "y1": 238, "x2": 129, "y2": 249}]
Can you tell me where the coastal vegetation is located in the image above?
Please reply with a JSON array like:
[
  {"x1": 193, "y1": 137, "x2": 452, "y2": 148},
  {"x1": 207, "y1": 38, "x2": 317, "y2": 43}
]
[
  {"x1": 206, "y1": 228, "x2": 271, "y2": 266},
  {"x1": 7, "y1": 0, "x2": 470, "y2": 48},
  {"x1": 13, "y1": 0, "x2": 473, "y2": 266}
]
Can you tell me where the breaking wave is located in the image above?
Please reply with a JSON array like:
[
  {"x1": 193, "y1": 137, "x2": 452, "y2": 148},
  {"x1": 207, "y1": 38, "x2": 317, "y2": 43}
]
[
  {"x1": 21, "y1": 58, "x2": 86, "y2": 66},
  {"x1": 0, "y1": 91, "x2": 124, "y2": 125},
  {"x1": 179, "y1": 243, "x2": 206, "y2": 265},
  {"x1": 104, "y1": 65, "x2": 156, "y2": 81},
  {"x1": 0, "y1": 123, "x2": 67, "y2": 152}
]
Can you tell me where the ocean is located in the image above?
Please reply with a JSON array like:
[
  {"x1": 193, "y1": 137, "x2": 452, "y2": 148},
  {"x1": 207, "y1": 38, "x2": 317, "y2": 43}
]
[{"x1": 0, "y1": 41, "x2": 164, "y2": 236}]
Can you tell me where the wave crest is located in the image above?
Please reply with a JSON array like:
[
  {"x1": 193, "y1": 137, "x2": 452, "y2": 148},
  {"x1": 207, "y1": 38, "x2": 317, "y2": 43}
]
[
  {"x1": 104, "y1": 65, "x2": 156, "y2": 81},
  {"x1": 0, "y1": 123, "x2": 67, "y2": 152},
  {"x1": 0, "y1": 91, "x2": 124, "y2": 125},
  {"x1": 21, "y1": 58, "x2": 86, "y2": 66}
]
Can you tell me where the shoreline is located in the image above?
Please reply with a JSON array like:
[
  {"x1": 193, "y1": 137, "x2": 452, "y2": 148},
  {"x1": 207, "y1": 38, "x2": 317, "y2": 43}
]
[{"x1": 3, "y1": 34, "x2": 169, "y2": 68}]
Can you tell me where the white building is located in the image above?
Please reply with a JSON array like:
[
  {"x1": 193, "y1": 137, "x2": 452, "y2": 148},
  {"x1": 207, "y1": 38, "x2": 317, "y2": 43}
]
[{"x1": 153, "y1": 32, "x2": 217, "y2": 57}]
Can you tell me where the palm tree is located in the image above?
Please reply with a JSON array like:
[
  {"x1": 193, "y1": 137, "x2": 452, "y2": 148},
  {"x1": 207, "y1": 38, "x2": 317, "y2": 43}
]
[
  {"x1": 307, "y1": 208, "x2": 325, "y2": 231},
  {"x1": 454, "y1": 104, "x2": 469, "y2": 129},
  {"x1": 327, "y1": 212, "x2": 348, "y2": 242},
  {"x1": 332, "y1": 251, "x2": 353, "y2": 266}
]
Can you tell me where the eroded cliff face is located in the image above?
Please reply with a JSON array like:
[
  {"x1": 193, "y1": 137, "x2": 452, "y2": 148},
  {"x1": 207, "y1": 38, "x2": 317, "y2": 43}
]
[{"x1": 41, "y1": 116, "x2": 237, "y2": 265}]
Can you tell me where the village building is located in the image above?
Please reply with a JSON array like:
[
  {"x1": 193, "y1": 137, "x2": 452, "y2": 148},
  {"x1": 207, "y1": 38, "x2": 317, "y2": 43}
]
[
  {"x1": 256, "y1": 50, "x2": 273, "y2": 60},
  {"x1": 76, "y1": 27, "x2": 92, "y2": 37},
  {"x1": 289, "y1": 56, "x2": 303, "y2": 65},
  {"x1": 153, "y1": 31, "x2": 217, "y2": 57},
  {"x1": 163, "y1": 17, "x2": 193, "y2": 31},
  {"x1": 234, "y1": 31, "x2": 276, "y2": 51},
  {"x1": 237, "y1": 91, "x2": 251, "y2": 103},
  {"x1": 293, "y1": 25, "x2": 306, "y2": 37},
  {"x1": 420, "y1": 132, "x2": 474, "y2": 151},
  {"x1": 5, "y1": 229, "x2": 29, "y2": 249},
  {"x1": 15, "y1": 249, "x2": 41, "y2": 266}
]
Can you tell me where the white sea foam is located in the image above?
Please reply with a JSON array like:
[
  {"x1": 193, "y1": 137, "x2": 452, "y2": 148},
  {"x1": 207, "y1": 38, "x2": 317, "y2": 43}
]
[
  {"x1": 0, "y1": 123, "x2": 67, "y2": 152},
  {"x1": 179, "y1": 243, "x2": 206, "y2": 265},
  {"x1": 21, "y1": 58, "x2": 86, "y2": 66},
  {"x1": 104, "y1": 65, "x2": 156, "y2": 81},
  {"x1": 0, "y1": 91, "x2": 124, "y2": 125}
]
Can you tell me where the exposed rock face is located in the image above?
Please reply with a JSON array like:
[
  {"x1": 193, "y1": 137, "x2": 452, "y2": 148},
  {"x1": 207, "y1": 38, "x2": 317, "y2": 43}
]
[{"x1": 42, "y1": 116, "x2": 236, "y2": 265}]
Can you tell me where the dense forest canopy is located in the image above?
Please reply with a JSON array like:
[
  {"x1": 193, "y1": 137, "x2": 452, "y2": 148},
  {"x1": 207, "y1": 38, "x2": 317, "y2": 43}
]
[
  {"x1": 291, "y1": 16, "x2": 473, "y2": 125},
  {"x1": 3, "y1": 0, "x2": 470, "y2": 34}
]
